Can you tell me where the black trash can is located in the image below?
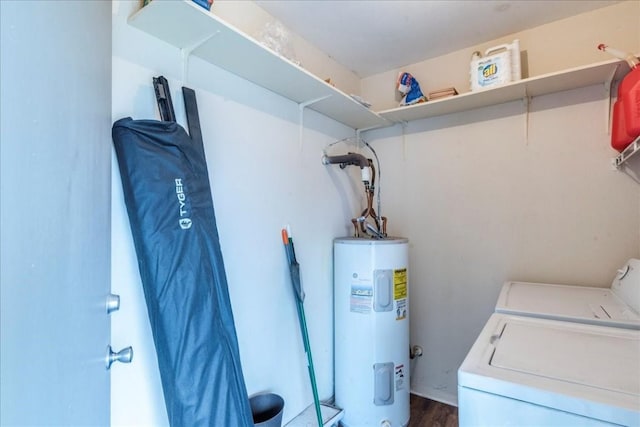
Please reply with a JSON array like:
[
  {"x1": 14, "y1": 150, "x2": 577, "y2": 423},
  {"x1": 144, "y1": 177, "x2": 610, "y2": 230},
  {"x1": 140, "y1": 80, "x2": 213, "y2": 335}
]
[{"x1": 250, "y1": 393, "x2": 285, "y2": 427}]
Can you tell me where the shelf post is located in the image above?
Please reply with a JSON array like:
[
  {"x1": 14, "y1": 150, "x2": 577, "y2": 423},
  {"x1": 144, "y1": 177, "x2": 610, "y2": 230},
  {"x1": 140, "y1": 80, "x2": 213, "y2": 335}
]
[
  {"x1": 613, "y1": 136, "x2": 640, "y2": 169},
  {"x1": 180, "y1": 30, "x2": 220, "y2": 84},
  {"x1": 400, "y1": 121, "x2": 408, "y2": 161},
  {"x1": 355, "y1": 124, "x2": 385, "y2": 146},
  {"x1": 522, "y1": 91, "x2": 531, "y2": 145},
  {"x1": 298, "y1": 95, "x2": 331, "y2": 148}
]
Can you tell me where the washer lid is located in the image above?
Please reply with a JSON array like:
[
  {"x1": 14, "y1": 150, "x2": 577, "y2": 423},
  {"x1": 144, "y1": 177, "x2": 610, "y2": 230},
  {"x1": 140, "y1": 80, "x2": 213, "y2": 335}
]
[
  {"x1": 495, "y1": 281, "x2": 640, "y2": 329},
  {"x1": 459, "y1": 314, "x2": 640, "y2": 425},
  {"x1": 492, "y1": 320, "x2": 638, "y2": 394}
]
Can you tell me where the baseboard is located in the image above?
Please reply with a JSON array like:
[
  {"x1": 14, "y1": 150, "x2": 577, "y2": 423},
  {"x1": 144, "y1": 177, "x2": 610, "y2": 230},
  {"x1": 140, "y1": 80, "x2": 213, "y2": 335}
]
[{"x1": 410, "y1": 388, "x2": 458, "y2": 407}]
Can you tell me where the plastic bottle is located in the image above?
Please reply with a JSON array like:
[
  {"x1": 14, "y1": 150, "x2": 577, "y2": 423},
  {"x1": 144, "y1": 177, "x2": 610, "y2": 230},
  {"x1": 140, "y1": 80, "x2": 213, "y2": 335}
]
[
  {"x1": 598, "y1": 44, "x2": 640, "y2": 151},
  {"x1": 470, "y1": 40, "x2": 521, "y2": 91}
]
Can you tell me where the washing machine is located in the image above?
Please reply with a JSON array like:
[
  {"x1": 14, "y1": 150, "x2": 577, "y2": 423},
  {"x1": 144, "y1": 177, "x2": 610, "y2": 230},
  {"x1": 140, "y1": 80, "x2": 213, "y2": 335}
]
[
  {"x1": 495, "y1": 258, "x2": 640, "y2": 329},
  {"x1": 458, "y1": 314, "x2": 640, "y2": 426}
]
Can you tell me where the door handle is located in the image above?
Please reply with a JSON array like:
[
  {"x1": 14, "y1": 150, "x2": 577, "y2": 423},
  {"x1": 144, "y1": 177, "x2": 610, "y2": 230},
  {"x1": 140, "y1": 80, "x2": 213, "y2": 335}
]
[{"x1": 106, "y1": 345, "x2": 133, "y2": 370}]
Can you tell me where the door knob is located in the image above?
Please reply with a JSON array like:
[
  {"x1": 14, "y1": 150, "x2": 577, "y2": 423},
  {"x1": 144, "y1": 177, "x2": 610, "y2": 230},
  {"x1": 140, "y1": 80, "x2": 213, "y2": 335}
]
[
  {"x1": 106, "y1": 293, "x2": 120, "y2": 314},
  {"x1": 106, "y1": 345, "x2": 133, "y2": 370}
]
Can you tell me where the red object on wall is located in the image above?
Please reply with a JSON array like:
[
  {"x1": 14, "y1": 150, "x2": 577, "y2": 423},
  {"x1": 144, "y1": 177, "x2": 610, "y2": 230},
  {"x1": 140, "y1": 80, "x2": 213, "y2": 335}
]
[
  {"x1": 598, "y1": 44, "x2": 640, "y2": 152},
  {"x1": 612, "y1": 67, "x2": 640, "y2": 152}
]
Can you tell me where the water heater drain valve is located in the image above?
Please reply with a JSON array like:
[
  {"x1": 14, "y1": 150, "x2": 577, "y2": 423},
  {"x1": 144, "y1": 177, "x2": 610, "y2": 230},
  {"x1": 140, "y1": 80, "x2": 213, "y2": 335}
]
[{"x1": 410, "y1": 345, "x2": 423, "y2": 359}]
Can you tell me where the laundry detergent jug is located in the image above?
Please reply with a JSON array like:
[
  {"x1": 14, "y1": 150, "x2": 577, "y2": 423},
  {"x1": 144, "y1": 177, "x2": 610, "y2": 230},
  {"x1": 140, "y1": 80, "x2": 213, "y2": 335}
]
[{"x1": 470, "y1": 40, "x2": 521, "y2": 91}]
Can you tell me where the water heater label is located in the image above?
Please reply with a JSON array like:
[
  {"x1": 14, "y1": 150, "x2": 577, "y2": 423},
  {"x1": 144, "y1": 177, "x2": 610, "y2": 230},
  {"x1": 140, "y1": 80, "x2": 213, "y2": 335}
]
[
  {"x1": 395, "y1": 364, "x2": 406, "y2": 391},
  {"x1": 394, "y1": 268, "x2": 408, "y2": 320},
  {"x1": 350, "y1": 284, "x2": 373, "y2": 314},
  {"x1": 394, "y1": 269, "x2": 407, "y2": 299},
  {"x1": 395, "y1": 299, "x2": 407, "y2": 320}
]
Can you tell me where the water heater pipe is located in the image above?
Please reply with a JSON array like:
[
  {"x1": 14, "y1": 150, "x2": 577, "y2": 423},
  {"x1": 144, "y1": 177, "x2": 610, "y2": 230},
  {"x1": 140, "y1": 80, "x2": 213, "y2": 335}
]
[
  {"x1": 322, "y1": 152, "x2": 371, "y2": 184},
  {"x1": 323, "y1": 148, "x2": 387, "y2": 238}
]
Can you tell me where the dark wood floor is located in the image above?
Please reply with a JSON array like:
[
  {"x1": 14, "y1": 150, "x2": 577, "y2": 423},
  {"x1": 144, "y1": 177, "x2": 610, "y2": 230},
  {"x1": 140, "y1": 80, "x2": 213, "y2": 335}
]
[{"x1": 408, "y1": 394, "x2": 458, "y2": 427}]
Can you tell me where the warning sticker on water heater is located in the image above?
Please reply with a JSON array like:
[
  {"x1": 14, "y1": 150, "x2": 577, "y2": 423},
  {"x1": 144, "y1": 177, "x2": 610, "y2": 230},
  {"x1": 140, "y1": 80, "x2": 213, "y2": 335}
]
[
  {"x1": 350, "y1": 284, "x2": 373, "y2": 314},
  {"x1": 394, "y1": 268, "x2": 407, "y2": 320},
  {"x1": 395, "y1": 364, "x2": 406, "y2": 391}
]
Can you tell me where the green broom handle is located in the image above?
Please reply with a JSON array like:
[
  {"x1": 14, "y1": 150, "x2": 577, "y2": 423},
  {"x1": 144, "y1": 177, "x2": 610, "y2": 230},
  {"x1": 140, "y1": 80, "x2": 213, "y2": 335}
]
[
  {"x1": 282, "y1": 228, "x2": 323, "y2": 426},
  {"x1": 296, "y1": 300, "x2": 323, "y2": 427}
]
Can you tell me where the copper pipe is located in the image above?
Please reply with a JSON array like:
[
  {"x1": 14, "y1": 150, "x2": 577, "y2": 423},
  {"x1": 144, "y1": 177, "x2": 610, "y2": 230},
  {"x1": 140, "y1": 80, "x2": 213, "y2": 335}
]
[{"x1": 351, "y1": 218, "x2": 360, "y2": 237}]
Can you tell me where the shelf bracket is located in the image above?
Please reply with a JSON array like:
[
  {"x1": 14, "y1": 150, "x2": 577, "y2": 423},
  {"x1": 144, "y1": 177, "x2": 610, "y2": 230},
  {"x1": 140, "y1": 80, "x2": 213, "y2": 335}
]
[
  {"x1": 355, "y1": 124, "x2": 385, "y2": 146},
  {"x1": 612, "y1": 136, "x2": 640, "y2": 169},
  {"x1": 522, "y1": 88, "x2": 531, "y2": 144},
  {"x1": 180, "y1": 30, "x2": 220, "y2": 84},
  {"x1": 358, "y1": 123, "x2": 393, "y2": 135},
  {"x1": 298, "y1": 95, "x2": 332, "y2": 148},
  {"x1": 604, "y1": 64, "x2": 619, "y2": 135},
  {"x1": 355, "y1": 128, "x2": 363, "y2": 150},
  {"x1": 400, "y1": 121, "x2": 408, "y2": 161}
]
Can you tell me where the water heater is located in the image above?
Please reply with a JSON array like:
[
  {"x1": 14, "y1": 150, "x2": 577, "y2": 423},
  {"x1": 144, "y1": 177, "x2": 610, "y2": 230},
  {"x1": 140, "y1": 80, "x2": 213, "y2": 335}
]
[{"x1": 334, "y1": 237, "x2": 410, "y2": 427}]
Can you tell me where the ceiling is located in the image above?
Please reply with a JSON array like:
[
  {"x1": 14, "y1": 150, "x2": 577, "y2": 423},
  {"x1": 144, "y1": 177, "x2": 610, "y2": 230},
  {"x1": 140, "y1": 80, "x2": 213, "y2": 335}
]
[{"x1": 255, "y1": 0, "x2": 621, "y2": 77}]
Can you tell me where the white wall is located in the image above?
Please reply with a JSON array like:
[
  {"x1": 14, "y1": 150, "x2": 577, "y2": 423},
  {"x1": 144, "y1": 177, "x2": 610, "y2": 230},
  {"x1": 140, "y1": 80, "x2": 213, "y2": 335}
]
[
  {"x1": 357, "y1": 2, "x2": 640, "y2": 404},
  {"x1": 212, "y1": 0, "x2": 362, "y2": 97},
  {"x1": 110, "y1": 1, "x2": 365, "y2": 424},
  {"x1": 365, "y1": 85, "x2": 640, "y2": 404},
  {"x1": 361, "y1": 1, "x2": 640, "y2": 111}
]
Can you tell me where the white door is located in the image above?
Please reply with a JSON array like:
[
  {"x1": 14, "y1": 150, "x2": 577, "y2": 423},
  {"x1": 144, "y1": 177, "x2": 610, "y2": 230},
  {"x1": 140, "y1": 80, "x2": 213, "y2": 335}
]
[{"x1": 0, "y1": 1, "x2": 112, "y2": 425}]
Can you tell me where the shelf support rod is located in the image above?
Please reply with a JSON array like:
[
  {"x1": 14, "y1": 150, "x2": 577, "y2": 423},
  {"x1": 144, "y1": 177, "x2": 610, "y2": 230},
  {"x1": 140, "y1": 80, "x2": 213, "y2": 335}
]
[
  {"x1": 401, "y1": 121, "x2": 408, "y2": 161},
  {"x1": 522, "y1": 87, "x2": 531, "y2": 144},
  {"x1": 604, "y1": 64, "x2": 620, "y2": 136},
  {"x1": 298, "y1": 95, "x2": 331, "y2": 149},
  {"x1": 354, "y1": 122, "x2": 393, "y2": 153},
  {"x1": 180, "y1": 30, "x2": 220, "y2": 84},
  {"x1": 613, "y1": 135, "x2": 640, "y2": 169},
  {"x1": 355, "y1": 126, "x2": 374, "y2": 149},
  {"x1": 355, "y1": 128, "x2": 363, "y2": 151},
  {"x1": 356, "y1": 122, "x2": 392, "y2": 138}
]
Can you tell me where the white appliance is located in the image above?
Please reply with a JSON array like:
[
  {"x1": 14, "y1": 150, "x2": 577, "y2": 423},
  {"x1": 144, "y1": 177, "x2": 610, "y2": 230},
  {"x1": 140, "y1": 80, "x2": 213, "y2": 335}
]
[
  {"x1": 334, "y1": 237, "x2": 409, "y2": 427},
  {"x1": 458, "y1": 314, "x2": 640, "y2": 426},
  {"x1": 496, "y1": 259, "x2": 640, "y2": 329}
]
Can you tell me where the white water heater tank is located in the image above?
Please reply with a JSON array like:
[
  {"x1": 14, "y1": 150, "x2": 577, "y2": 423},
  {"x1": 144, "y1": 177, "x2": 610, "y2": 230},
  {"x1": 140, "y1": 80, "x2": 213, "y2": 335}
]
[{"x1": 334, "y1": 237, "x2": 410, "y2": 427}]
